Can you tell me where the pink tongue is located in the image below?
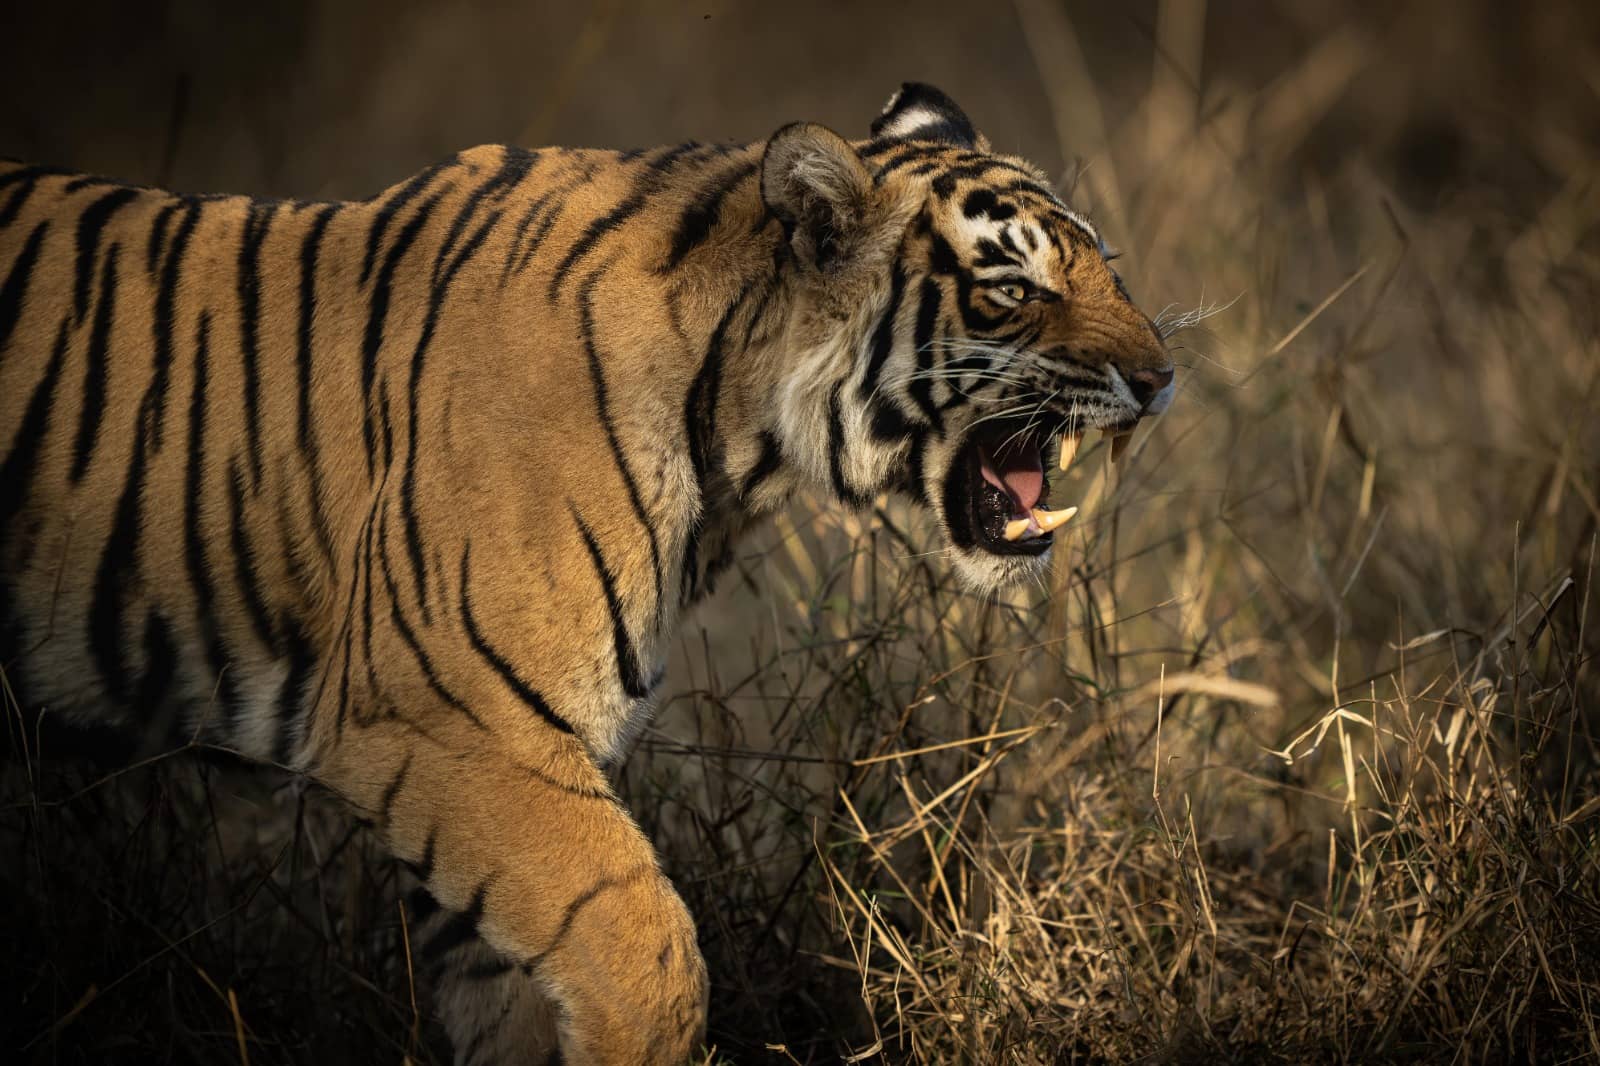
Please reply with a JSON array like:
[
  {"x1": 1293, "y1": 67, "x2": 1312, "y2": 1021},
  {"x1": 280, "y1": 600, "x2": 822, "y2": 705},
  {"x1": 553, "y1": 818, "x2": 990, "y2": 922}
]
[{"x1": 979, "y1": 444, "x2": 1043, "y2": 515}]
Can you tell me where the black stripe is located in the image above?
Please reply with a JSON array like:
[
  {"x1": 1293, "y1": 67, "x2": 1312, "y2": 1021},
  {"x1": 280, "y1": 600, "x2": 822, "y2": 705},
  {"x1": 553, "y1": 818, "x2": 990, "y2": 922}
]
[
  {"x1": 145, "y1": 201, "x2": 179, "y2": 276},
  {"x1": 182, "y1": 311, "x2": 244, "y2": 723},
  {"x1": 360, "y1": 159, "x2": 449, "y2": 285},
  {"x1": 908, "y1": 277, "x2": 944, "y2": 430},
  {"x1": 148, "y1": 200, "x2": 201, "y2": 448},
  {"x1": 421, "y1": 881, "x2": 490, "y2": 960},
  {"x1": 547, "y1": 189, "x2": 647, "y2": 301},
  {"x1": 62, "y1": 175, "x2": 137, "y2": 194},
  {"x1": 683, "y1": 282, "x2": 751, "y2": 506},
  {"x1": 296, "y1": 204, "x2": 337, "y2": 453},
  {"x1": 826, "y1": 382, "x2": 870, "y2": 509},
  {"x1": 963, "y1": 188, "x2": 1018, "y2": 223},
  {"x1": 996, "y1": 176, "x2": 1089, "y2": 224},
  {"x1": 679, "y1": 282, "x2": 757, "y2": 603},
  {"x1": 514, "y1": 202, "x2": 564, "y2": 277},
  {"x1": 739, "y1": 273, "x2": 779, "y2": 351},
  {"x1": 72, "y1": 187, "x2": 138, "y2": 323},
  {"x1": 406, "y1": 886, "x2": 441, "y2": 924},
  {"x1": 377, "y1": 377, "x2": 396, "y2": 471},
  {"x1": 375, "y1": 508, "x2": 487, "y2": 730},
  {"x1": 546, "y1": 142, "x2": 703, "y2": 301},
  {"x1": 973, "y1": 237, "x2": 1021, "y2": 269},
  {"x1": 236, "y1": 200, "x2": 273, "y2": 490},
  {"x1": 0, "y1": 165, "x2": 65, "y2": 229},
  {"x1": 904, "y1": 430, "x2": 929, "y2": 505},
  {"x1": 660, "y1": 159, "x2": 757, "y2": 271},
  {"x1": 871, "y1": 144, "x2": 947, "y2": 183},
  {"x1": 69, "y1": 243, "x2": 121, "y2": 482},
  {"x1": 509, "y1": 162, "x2": 605, "y2": 280},
  {"x1": 458, "y1": 543, "x2": 575, "y2": 734},
  {"x1": 89, "y1": 413, "x2": 152, "y2": 702},
  {"x1": 414, "y1": 826, "x2": 439, "y2": 884},
  {"x1": 133, "y1": 612, "x2": 178, "y2": 715},
  {"x1": 434, "y1": 147, "x2": 532, "y2": 284},
  {"x1": 400, "y1": 203, "x2": 501, "y2": 623},
  {"x1": 0, "y1": 221, "x2": 49, "y2": 363},
  {"x1": 940, "y1": 439, "x2": 978, "y2": 549},
  {"x1": 578, "y1": 268, "x2": 665, "y2": 617},
  {"x1": 570, "y1": 505, "x2": 648, "y2": 700},
  {"x1": 329, "y1": 529, "x2": 367, "y2": 736},
  {"x1": 379, "y1": 753, "x2": 414, "y2": 822},
  {"x1": 528, "y1": 867, "x2": 654, "y2": 966},
  {"x1": 335, "y1": 619, "x2": 355, "y2": 734},
  {"x1": 226, "y1": 456, "x2": 279, "y2": 652},
  {"x1": 858, "y1": 263, "x2": 906, "y2": 402},
  {"x1": 274, "y1": 621, "x2": 316, "y2": 764},
  {"x1": 739, "y1": 430, "x2": 784, "y2": 500},
  {"x1": 0, "y1": 318, "x2": 70, "y2": 533},
  {"x1": 868, "y1": 398, "x2": 917, "y2": 442},
  {"x1": 358, "y1": 497, "x2": 381, "y2": 718},
  {"x1": 930, "y1": 160, "x2": 1040, "y2": 200},
  {"x1": 925, "y1": 224, "x2": 961, "y2": 275},
  {"x1": 362, "y1": 189, "x2": 446, "y2": 478},
  {"x1": 501, "y1": 189, "x2": 557, "y2": 281},
  {"x1": 502, "y1": 156, "x2": 601, "y2": 278},
  {"x1": 860, "y1": 137, "x2": 909, "y2": 159},
  {"x1": 997, "y1": 224, "x2": 1023, "y2": 256},
  {"x1": 296, "y1": 203, "x2": 340, "y2": 569},
  {"x1": 354, "y1": 497, "x2": 389, "y2": 725}
]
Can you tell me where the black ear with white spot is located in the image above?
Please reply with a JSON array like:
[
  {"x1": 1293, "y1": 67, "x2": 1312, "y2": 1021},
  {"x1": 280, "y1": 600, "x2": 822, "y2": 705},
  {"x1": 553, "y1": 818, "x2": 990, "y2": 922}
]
[
  {"x1": 761, "y1": 122, "x2": 874, "y2": 272},
  {"x1": 871, "y1": 82, "x2": 987, "y2": 149}
]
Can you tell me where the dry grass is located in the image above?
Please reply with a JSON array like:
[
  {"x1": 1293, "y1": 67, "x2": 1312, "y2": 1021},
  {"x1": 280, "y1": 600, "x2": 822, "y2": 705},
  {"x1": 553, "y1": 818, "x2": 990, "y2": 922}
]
[{"x1": 5, "y1": 2, "x2": 1600, "y2": 1063}]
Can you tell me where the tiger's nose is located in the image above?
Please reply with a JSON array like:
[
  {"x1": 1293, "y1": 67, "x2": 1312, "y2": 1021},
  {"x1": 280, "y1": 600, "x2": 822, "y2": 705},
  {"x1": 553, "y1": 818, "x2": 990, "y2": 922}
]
[{"x1": 1127, "y1": 366, "x2": 1175, "y2": 410}]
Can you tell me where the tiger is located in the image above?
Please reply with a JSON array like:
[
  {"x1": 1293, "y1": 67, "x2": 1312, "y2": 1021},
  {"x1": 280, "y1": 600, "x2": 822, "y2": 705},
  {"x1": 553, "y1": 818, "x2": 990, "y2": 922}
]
[{"x1": 0, "y1": 83, "x2": 1174, "y2": 1063}]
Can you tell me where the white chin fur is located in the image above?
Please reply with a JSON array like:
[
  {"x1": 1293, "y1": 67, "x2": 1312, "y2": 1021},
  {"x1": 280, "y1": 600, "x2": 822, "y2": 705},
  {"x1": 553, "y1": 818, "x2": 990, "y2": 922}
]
[{"x1": 949, "y1": 544, "x2": 1052, "y2": 595}]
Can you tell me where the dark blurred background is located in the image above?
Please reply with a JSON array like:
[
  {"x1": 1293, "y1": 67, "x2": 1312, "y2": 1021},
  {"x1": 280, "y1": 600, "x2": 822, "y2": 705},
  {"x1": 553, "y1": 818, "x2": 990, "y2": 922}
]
[{"x1": 4, "y1": 0, "x2": 1594, "y2": 212}]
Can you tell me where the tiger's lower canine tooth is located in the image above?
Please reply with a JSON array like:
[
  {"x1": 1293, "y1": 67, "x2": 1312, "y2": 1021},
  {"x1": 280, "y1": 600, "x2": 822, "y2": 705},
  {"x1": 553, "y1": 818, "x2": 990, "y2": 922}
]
[
  {"x1": 1003, "y1": 517, "x2": 1034, "y2": 541},
  {"x1": 1031, "y1": 506, "x2": 1078, "y2": 533},
  {"x1": 1058, "y1": 432, "x2": 1081, "y2": 471}
]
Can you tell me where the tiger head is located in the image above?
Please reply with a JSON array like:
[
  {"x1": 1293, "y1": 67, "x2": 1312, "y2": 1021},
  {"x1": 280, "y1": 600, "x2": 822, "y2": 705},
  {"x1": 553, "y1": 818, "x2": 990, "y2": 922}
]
[{"x1": 759, "y1": 83, "x2": 1174, "y2": 592}]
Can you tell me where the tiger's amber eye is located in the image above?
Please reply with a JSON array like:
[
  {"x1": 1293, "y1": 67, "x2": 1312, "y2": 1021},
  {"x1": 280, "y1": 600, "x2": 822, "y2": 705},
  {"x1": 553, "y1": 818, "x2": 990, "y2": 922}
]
[{"x1": 996, "y1": 282, "x2": 1026, "y2": 302}]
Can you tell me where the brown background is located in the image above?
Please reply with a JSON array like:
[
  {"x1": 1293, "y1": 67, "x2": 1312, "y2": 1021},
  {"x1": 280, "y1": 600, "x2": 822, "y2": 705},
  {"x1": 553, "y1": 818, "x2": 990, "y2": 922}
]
[{"x1": 5, "y1": 1, "x2": 1592, "y2": 210}]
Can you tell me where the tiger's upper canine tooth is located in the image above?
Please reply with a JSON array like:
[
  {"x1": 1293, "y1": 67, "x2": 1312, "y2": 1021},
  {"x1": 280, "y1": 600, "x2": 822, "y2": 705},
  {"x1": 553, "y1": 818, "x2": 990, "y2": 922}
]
[
  {"x1": 1003, "y1": 517, "x2": 1034, "y2": 541},
  {"x1": 1031, "y1": 505, "x2": 1078, "y2": 533},
  {"x1": 1057, "y1": 432, "x2": 1082, "y2": 471}
]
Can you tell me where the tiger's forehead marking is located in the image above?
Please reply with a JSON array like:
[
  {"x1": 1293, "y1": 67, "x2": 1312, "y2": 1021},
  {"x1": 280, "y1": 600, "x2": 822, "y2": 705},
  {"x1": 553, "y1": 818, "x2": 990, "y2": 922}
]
[{"x1": 870, "y1": 141, "x2": 1101, "y2": 255}]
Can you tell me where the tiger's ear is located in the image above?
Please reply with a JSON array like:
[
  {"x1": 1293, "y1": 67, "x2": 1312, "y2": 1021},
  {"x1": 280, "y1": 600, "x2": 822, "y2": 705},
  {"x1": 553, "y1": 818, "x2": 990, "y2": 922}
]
[
  {"x1": 871, "y1": 82, "x2": 988, "y2": 150},
  {"x1": 761, "y1": 122, "x2": 874, "y2": 272}
]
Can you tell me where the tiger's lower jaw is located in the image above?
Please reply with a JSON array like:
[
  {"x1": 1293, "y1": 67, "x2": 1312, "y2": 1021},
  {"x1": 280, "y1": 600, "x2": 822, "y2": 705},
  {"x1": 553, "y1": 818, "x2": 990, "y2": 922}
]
[{"x1": 949, "y1": 544, "x2": 1054, "y2": 593}]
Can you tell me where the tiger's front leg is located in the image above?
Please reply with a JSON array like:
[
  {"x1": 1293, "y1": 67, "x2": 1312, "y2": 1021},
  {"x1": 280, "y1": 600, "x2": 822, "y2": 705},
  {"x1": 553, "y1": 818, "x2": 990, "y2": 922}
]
[{"x1": 311, "y1": 718, "x2": 707, "y2": 1065}]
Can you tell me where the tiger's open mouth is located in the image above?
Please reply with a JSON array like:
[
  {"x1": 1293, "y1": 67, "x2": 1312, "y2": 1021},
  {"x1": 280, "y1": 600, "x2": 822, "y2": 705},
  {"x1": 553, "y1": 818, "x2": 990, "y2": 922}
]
[
  {"x1": 944, "y1": 420, "x2": 1070, "y2": 557},
  {"x1": 943, "y1": 418, "x2": 1133, "y2": 558}
]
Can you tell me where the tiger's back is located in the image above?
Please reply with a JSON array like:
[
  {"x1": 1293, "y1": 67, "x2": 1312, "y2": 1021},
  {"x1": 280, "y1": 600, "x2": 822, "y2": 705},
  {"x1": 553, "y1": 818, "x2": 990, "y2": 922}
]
[{"x1": 0, "y1": 144, "x2": 751, "y2": 765}]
